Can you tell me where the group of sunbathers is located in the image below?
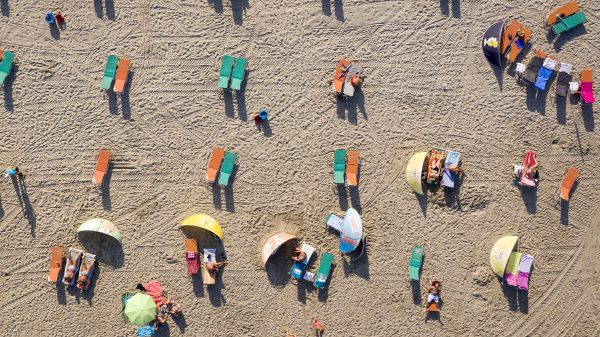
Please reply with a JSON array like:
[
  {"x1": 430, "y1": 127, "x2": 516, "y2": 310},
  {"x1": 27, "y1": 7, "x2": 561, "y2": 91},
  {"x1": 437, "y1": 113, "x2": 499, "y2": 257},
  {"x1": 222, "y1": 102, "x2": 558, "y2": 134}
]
[
  {"x1": 428, "y1": 154, "x2": 461, "y2": 182},
  {"x1": 155, "y1": 296, "x2": 182, "y2": 325},
  {"x1": 63, "y1": 248, "x2": 95, "y2": 290}
]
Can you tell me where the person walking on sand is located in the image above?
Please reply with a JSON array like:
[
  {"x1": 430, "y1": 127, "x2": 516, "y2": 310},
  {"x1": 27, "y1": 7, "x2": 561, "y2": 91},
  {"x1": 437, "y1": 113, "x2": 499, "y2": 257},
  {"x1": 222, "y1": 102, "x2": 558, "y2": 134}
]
[
  {"x1": 312, "y1": 317, "x2": 325, "y2": 336},
  {"x1": 4, "y1": 166, "x2": 16, "y2": 179}
]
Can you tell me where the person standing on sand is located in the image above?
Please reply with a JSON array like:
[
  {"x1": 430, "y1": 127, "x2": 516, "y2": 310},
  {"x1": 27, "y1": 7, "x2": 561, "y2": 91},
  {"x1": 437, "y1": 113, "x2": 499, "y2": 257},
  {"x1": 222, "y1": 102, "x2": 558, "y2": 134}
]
[{"x1": 312, "y1": 317, "x2": 325, "y2": 336}]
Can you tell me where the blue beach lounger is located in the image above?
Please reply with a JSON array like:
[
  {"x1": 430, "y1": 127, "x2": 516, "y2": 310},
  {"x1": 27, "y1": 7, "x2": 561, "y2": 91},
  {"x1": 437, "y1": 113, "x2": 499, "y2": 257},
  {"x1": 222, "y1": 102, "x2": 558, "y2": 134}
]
[
  {"x1": 442, "y1": 151, "x2": 461, "y2": 188},
  {"x1": 290, "y1": 243, "x2": 316, "y2": 280}
]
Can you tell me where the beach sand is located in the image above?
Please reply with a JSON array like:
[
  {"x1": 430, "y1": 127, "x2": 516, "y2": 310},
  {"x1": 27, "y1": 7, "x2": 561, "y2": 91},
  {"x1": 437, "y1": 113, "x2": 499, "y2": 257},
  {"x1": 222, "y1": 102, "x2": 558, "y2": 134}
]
[{"x1": 1, "y1": 0, "x2": 600, "y2": 336}]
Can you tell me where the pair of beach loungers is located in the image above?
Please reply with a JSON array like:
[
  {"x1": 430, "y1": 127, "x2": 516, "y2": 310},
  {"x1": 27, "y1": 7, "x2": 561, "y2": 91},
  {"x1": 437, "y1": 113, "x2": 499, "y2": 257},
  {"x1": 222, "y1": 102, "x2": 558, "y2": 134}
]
[
  {"x1": 0, "y1": 50, "x2": 15, "y2": 86},
  {"x1": 101, "y1": 55, "x2": 131, "y2": 94},
  {"x1": 289, "y1": 243, "x2": 334, "y2": 289},
  {"x1": 546, "y1": 1, "x2": 587, "y2": 36},
  {"x1": 185, "y1": 239, "x2": 221, "y2": 285},
  {"x1": 332, "y1": 59, "x2": 362, "y2": 97},
  {"x1": 333, "y1": 150, "x2": 359, "y2": 186},
  {"x1": 504, "y1": 252, "x2": 534, "y2": 291},
  {"x1": 49, "y1": 247, "x2": 96, "y2": 289},
  {"x1": 500, "y1": 20, "x2": 532, "y2": 63},
  {"x1": 218, "y1": 55, "x2": 248, "y2": 91},
  {"x1": 206, "y1": 147, "x2": 237, "y2": 187}
]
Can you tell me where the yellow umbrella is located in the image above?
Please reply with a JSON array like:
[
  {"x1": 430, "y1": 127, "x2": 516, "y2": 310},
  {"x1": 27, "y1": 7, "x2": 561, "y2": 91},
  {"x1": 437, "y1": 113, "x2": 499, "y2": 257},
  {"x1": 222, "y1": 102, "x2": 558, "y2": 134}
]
[
  {"x1": 490, "y1": 236, "x2": 519, "y2": 277},
  {"x1": 179, "y1": 214, "x2": 223, "y2": 240},
  {"x1": 406, "y1": 152, "x2": 428, "y2": 195}
]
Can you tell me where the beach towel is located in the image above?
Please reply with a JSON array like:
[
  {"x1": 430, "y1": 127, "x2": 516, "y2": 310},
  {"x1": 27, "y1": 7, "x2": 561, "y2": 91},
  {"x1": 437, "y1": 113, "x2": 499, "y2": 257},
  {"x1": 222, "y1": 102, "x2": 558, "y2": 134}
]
[
  {"x1": 520, "y1": 151, "x2": 537, "y2": 187},
  {"x1": 144, "y1": 281, "x2": 164, "y2": 307},
  {"x1": 504, "y1": 251, "x2": 522, "y2": 286},
  {"x1": 555, "y1": 63, "x2": 573, "y2": 97},
  {"x1": 326, "y1": 213, "x2": 344, "y2": 232},
  {"x1": 517, "y1": 254, "x2": 534, "y2": 291},
  {"x1": 136, "y1": 325, "x2": 156, "y2": 337},
  {"x1": 442, "y1": 150, "x2": 461, "y2": 188},
  {"x1": 427, "y1": 149, "x2": 445, "y2": 184},
  {"x1": 522, "y1": 51, "x2": 547, "y2": 86},
  {"x1": 580, "y1": 82, "x2": 595, "y2": 104},
  {"x1": 535, "y1": 58, "x2": 557, "y2": 92}
]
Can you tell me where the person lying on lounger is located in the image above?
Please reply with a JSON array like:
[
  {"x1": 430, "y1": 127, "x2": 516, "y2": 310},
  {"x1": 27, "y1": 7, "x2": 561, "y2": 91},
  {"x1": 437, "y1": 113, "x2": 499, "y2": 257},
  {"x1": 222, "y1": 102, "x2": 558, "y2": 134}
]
[
  {"x1": 291, "y1": 246, "x2": 306, "y2": 262},
  {"x1": 448, "y1": 164, "x2": 461, "y2": 175},
  {"x1": 63, "y1": 256, "x2": 80, "y2": 284},
  {"x1": 77, "y1": 259, "x2": 94, "y2": 289},
  {"x1": 427, "y1": 280, "x2": 442, "y2": 304},
  {"x1": 206, "y1": 261, "x2": 226, "y2": 272}
]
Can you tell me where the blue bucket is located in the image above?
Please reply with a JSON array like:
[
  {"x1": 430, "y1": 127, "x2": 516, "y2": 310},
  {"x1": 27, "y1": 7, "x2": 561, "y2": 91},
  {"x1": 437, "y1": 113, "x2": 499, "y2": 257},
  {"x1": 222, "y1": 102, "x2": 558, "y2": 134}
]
[
  {"x1": 45, "y1": 12, "x2": 55, "y2": 24},
  {"x1": 259, "y1": 109, "x2": 268, "y2": 121}
]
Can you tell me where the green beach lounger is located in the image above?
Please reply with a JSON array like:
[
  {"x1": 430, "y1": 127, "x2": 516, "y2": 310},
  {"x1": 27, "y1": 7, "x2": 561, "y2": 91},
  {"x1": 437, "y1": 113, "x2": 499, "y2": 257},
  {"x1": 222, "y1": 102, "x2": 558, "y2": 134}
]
[
  {"x1": 101, "y1": 55, "x2": 119, "y2": 91},
  {"x1": 314, "y1": 252, "x2": 334, "y2": 289},
  {"x1": 218, "y1": 55, "x2": 234, "y2": 89},
  {"x1": 408, "y1": 245, "x2": 424, "y2": 281},
  {"x1": 231, "y1": 57, "x2": 248, "y2": 91},
  {"x1": 218, "y1": 151, "x2": 237, "y2": 187},
  {"x1": 333, "y1": 150, "x2": 346, "y2": 184},
  {"x1": 552, "y1": 10, "x2": 587, "y2": 35},
  {"x1": 0, "y1": 51, "x2": 15, "y2": 86}
]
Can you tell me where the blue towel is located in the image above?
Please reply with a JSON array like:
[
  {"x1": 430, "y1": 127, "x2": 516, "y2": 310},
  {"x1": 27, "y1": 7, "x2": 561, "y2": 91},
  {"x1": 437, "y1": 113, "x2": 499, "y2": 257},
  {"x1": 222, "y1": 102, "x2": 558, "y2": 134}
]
[
  {"x1": 535, "y1": 67, "x2": 553, "y2": 91},
  {"x1": 136, "y1": 325, "x2": 156, "y2": 337}
]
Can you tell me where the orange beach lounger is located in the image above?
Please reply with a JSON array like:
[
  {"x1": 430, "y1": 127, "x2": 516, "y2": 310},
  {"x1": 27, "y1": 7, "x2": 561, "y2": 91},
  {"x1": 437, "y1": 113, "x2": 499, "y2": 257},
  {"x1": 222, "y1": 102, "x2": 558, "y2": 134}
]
[
  {"x1": 346, "y1": 151, "x2": 359, "y2": 186},
  {"x1": 48, "y1": 246, "x2": 63, "y2": 283},
  {"x1": 560, "y1": 167, "x2": 579, "y2": 201},
  {"x1": 546, "y1": 1, "x2": 580, "y2": 25},
  {"x1": 93, "y1": 150, "x2": 111, "y2": 184},
  {"x1": 113, "y1": 58, "x2": 131, "y2": 94},
  {"x1": 206, "y1": 147, "x2": 225, "y2": 183}
]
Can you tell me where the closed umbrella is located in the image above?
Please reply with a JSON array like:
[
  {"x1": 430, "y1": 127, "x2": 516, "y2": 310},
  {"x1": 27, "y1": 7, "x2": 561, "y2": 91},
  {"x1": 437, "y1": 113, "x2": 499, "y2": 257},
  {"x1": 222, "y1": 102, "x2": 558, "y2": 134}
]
[{"x1": 124, "y1": 293, "x2": 156, "y2": 326}]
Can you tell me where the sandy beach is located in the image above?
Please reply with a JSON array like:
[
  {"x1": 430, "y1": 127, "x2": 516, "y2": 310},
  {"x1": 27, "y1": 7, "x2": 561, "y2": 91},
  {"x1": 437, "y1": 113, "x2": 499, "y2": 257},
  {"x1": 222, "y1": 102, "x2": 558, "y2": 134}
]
[{"x1": 1, "y1": 0, "x2": 600, "y2": 336}]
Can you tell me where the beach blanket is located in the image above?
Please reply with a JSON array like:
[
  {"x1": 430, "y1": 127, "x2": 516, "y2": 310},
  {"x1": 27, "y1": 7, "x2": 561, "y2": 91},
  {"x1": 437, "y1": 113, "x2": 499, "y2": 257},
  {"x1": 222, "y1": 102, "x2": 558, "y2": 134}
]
[
  {"x1": 144, "y1": 281, "x2": 164, "y2": 307},
  {"x1": 517, "y1": 254, "x2": 534, "y2": 291}
]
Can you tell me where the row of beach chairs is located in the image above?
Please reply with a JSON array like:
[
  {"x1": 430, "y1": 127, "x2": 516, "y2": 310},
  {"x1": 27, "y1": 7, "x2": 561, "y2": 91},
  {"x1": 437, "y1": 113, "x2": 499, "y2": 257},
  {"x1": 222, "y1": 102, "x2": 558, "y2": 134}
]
[
  {"x1": 218, "y1": 55, "x2": 248, "y2": 91},
  {"x1": 101, "y1": 54, "x2": 131, "y2": 94},
  {"x1": 517, "y1": 51, "x2": 595, "y2": 103},
  {"x1": 333, "y1": 150, "x2": 360, "y2": 186},
  {"x1": 48, "y1": 247, "x2": 96, "y2": 289}
]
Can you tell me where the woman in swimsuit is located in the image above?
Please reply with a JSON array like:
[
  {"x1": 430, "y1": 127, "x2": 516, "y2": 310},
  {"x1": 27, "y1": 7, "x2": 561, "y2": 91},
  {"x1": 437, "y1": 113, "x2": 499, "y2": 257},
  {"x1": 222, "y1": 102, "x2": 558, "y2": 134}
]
[
  {"x1": 77, "y1": 258, "x2": 94, "y2": 289},
  {"x1": 291, "y1": 246, "x2": 306, "y2": 262}
]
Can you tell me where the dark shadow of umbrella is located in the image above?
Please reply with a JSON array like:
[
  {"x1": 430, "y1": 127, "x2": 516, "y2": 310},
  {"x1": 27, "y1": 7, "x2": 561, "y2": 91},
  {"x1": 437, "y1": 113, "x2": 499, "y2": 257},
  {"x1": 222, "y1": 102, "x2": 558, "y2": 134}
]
[
  {"x1": 265, "y1": 239, "x2": 296, "y2": 287},
  {"x1": 78, "y1": 231, "x2": 124, "y2": 268}
]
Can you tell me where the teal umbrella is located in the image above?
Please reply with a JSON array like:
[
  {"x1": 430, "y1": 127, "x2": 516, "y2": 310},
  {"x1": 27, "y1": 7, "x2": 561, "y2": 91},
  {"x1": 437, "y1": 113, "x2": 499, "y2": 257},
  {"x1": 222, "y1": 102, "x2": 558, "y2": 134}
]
[{"x1": 124, "y1": 293, "x2": 156, "y2": 326}]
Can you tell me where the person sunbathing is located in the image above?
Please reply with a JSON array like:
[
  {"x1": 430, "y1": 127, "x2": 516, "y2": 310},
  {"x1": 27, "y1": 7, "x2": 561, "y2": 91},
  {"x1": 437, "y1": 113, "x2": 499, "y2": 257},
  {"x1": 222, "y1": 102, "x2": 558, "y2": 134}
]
[
  {"x1": 166, "y1": 297, "x2": 181, "y2": 316},
  {"x1": 448, "y1": 164, "x2": 461, "y2": 175},
  {"x1": 77, "y1": 259, "x2": 94, "y2": 289},
  {"x1": 63, "y1": 255, "x2": 80, "y2": 283},
  {"x1": 206, "y1": 262, "x2": 225, "y2": 272},
  {"x1": 291, "y1": 246, "x2": 306, "y2": 262},
  {"x1": 427, "y1": 281, "x2": 442, "y2": 304}
]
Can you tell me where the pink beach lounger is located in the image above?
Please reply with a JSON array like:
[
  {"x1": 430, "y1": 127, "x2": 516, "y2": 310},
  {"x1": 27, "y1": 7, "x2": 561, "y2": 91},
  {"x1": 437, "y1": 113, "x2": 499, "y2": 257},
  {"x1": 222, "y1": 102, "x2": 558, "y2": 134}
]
[
  {"x1": 504, "y1": 251, "x2": 522, "y2": 286},
  {"x1": 517, "y1": 254, "x2": 534, "y2": 291}
]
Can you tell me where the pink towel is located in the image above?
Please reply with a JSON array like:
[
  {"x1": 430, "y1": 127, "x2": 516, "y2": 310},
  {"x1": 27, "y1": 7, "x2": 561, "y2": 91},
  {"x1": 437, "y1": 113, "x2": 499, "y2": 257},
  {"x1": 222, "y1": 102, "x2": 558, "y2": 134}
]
[
  {"x1": 504, "y1": 272, "x2": 518, "y2": 286},
  {"x1": 580, "y1": 82, "x2": 595, "y2": 104},
  {"x1": 144, "y1": 280, "x2": 165, "y2": 307},
  {"x1": 517, "y1": 272, "x2": 529, "y2": 290}
]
